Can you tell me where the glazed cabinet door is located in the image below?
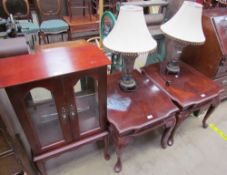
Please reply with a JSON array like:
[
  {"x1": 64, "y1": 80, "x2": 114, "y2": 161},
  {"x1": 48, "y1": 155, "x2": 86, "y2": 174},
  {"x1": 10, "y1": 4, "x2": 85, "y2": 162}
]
[
  {"x1": 63, "y1": 67, "x2": 108, "y2": 139},
  {"x1": 6, "y1": 77, "x2": 73, "y2": 154}
]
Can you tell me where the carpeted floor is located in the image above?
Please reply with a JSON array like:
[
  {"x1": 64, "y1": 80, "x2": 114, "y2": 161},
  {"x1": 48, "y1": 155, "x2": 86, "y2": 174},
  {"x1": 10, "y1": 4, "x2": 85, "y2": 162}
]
[{"x1": 46, "y1": 101, "x2": 227, "y2": 175}]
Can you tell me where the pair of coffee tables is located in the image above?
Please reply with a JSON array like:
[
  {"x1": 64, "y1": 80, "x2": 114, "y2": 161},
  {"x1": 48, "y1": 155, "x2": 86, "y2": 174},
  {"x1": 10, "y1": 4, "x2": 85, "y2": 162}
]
[{"x1": 107, "y1": 62, "x2": 222, "y2": 172}]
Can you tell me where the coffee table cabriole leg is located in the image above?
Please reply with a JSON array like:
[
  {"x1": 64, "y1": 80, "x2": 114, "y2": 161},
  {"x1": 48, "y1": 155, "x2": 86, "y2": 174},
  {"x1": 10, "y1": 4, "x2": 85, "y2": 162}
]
[
  {"x1": 104, "y1": 134, "x2": 110, "y2": 160},
  {"x1": 109, "y1": 125, "x2": 131, "y2": 173},
  {"x1": 36, "y1": 160, "x2": 47, "y2": 175},
  {"x1": 202, "y1": 97, "x2": 220, "y2": 128},
  {"x1": 161, "y1": 117, "x2": 176, "y2": 149},
  {"x1": 167, "y1": 111, "x2": 189, "y2": 146}
]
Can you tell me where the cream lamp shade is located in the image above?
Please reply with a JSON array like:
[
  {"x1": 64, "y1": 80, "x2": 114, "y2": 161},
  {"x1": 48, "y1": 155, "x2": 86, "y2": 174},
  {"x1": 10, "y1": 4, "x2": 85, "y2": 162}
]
[
  {"x1": 161, "y1": 1, "x2": 205, "y2": 45},
  {"x1": 103, "y1": 5, "x2": 157, "y2": 55}
]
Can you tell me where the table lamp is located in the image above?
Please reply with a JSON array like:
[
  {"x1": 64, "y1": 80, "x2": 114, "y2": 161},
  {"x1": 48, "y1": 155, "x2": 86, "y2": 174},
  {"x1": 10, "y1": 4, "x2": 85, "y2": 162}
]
[
  {"x1": 103, "y1": 5, "x2": 157, "y2": 91},
  {"x1": 160, "y1": 1, "x2": 205, "y2": 74}
]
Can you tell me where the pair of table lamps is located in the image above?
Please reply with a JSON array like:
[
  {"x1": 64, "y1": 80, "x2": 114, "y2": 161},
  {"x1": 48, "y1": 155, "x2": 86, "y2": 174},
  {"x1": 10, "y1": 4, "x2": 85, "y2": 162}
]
[{"x1": 103, "y1": 1, "x2": 205, "y2": 91}]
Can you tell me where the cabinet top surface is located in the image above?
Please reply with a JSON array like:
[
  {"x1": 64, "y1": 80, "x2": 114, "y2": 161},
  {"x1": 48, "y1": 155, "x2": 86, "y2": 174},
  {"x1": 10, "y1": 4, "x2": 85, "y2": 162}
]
[
  {"x1": 107, "y1": 70, "x2": 178, "y2": 134},
  {"x1": 142, "y1": 62, "x2": 222, "y2": 108},
  {"x1": 0, "y1": 44, "x2": 111, "y2": 88}
]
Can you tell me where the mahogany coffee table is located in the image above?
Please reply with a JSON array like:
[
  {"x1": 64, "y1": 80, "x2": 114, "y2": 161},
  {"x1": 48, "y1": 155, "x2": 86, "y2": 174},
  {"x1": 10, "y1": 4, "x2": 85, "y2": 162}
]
[
  {"x1": 142, "y1": 62, "x2": 222, "y2": 146},
  {"x1": 107, "y1": 70, "x2": 178, "y2": 172}
]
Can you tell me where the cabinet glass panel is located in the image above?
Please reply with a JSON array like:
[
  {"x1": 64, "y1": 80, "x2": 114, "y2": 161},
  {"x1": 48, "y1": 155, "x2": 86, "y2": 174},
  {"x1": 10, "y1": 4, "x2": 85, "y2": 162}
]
[
  {"x1": 24, "y1": 88, "x2": 63, "y2": 147},
  {"x1": 74, "y1": 77, "x2": 100, "y2": 134}
]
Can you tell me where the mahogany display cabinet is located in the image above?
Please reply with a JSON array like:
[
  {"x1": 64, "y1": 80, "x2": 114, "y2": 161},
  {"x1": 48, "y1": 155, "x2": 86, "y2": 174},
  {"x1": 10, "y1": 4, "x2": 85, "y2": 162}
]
[
  {"x1": 0, "y1": 44, "x2": 111, "y2": 175},
  {"x1": 181, "y1": 8, "x2": 227, "y2": 100}
]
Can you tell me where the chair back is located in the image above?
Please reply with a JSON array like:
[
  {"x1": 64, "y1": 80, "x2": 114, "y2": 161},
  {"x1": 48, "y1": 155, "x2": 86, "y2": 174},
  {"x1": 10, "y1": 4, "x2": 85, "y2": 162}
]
[
  {"x1": 2, "y1": 0, "x2": 30, "y2": 20},
  {"x1": 36, "y1": 0, "x2": 62, "y2": 22}
]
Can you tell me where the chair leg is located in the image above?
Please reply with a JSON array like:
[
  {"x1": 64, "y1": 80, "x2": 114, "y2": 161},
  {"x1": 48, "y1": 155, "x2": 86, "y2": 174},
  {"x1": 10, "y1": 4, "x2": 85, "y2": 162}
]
[
  {"x1": 61, "y1": 33, "x2": 64, "y2": 41},
  {"x1": 88, "y1": 1, "x2": 92, "y2": 20},
  {"x1": 67, "y1": 29, "x2": 72, "y2": 41},
  {"x1": 83, "y1": 0, "x2": 86, "y2": 16},
  {"x1": 38, "y1": 32, "x2": 41, "y2": 45},
  {"x1": 46, "y1": 35, "x2": 49, "y2": 44},
  {"x1": 39, "y1": 32, "x2": 46, "y2": 45}
]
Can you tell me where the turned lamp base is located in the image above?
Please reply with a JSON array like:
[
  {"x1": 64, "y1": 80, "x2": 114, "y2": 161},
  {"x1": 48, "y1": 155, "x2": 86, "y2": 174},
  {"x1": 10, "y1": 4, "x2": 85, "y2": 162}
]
[
  {"x1": 166, "y1": 60, "x2": 180, "y2": 74},
  {"x1": 119, "y1": 75, "x2": 136, "y2": 91},
  {"x1": 119, "y1": 54, "x2": 137, "y2": 92},
  {"x1": 165, "y1": 41, "x2": 187, "y2": 75}
]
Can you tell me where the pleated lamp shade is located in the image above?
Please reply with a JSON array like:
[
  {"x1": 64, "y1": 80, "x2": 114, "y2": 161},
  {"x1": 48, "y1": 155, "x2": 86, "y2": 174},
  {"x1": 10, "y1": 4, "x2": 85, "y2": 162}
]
[
  {"x1": 103, "y1": 5, "x2": 157, "y2": 55},
  {"x1": 161, "y1": 1, "x2": 205, "y2": 45}
]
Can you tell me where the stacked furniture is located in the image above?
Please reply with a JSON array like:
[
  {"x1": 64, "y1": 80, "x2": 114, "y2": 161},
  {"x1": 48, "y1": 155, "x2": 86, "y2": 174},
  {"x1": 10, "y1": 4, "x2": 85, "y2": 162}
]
[
  {"x1": 64, "y1": 0, "x2": 100, "y2": 40},
  {"x1": 2, "y1": 0, "x2": 39, "y2": 48}
]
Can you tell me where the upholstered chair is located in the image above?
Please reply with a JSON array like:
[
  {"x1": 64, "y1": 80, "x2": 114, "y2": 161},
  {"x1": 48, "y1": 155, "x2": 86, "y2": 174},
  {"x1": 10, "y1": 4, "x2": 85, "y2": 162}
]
[{"x1": 36, "y1": 0, "x2": 69, "y2": 44}]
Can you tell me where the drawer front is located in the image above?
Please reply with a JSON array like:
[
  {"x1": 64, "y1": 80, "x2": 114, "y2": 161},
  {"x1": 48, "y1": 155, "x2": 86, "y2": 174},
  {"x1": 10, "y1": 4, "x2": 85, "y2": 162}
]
[{"x1": 216, "y1": 56, "x2": 227, "y2": 77}]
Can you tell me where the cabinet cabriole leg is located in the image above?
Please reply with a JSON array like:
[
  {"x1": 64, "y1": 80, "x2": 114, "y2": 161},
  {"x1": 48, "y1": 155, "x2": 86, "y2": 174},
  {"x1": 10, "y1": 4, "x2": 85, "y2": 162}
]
[
  {"x1": 104, "y1": 135, "x2": 110, "y2": 160},
  {"x1": 36, "y1": 161, "x2": 47, "y2": 175}
]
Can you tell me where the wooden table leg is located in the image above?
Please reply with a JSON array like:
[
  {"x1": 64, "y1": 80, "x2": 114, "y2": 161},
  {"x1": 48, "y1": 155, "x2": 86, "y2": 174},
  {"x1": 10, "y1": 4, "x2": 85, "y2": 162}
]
[
  {"x1": 167, "y1": 111, "x2": 189, "y2": 146},
  {"x1": 67, "y1": 29, "x2": 72, "y2": 41},
  {"x1": 161, "y1": 116, "x2": 176, "y2": 149},
  {"x1": 114, "y1": 138, "x2": 123, "y2": 173},
  {"x1": 109, "y1": 125, "x2": 129, "y2": 173},
  {"x1": 202, "y1": 105, "x2": 216, "y2": 128},
  {"x1": 36, "y1": 160, "x2": 47, "y2": 175},
  {"x1": 104, "y1": 134, "x2": 110, "y2": 160},
  {"x1": 202, "y1": 97, "x2": 219, "y2": 128}
]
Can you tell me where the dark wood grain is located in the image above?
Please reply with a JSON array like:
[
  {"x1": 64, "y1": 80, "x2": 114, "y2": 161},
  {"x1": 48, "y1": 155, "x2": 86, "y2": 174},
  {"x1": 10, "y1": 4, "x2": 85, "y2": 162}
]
[
  {"x1": 181, "y1": 8, "x2": 227, "y2": 78},
  {"x1": 107, "y1": 70, "x2": 178, "y2": 134},
  {"x1": 142, "y1": 62, "x2": 222, "y2": 145},
  {"x1": 36, "y1": 39, "x2": 88, "y2": 52},
  {"x1": 142, "y1": 62, "x2": 222, "y2": 108},
  {"x1": 181, "y1": 8, "x2": 227, "y2": 100},
  {"x1": 107, "y1": 70, "x2": 178, "y2": 172},
  {"x1": 63, "y1": 15, "x2": 99, "y2": 39},
  {"x1": 6, "y1": 77, "x2": 72, "y2": 154},
  {"x1": 33, "y1": 131, "x2": 108, "y2": 162},
  {"x1": 4, "y1": 44, "x2": 111, "y2": 175},
  {"x1": 0, "y1": 43, "x2": 111, "y2": 88}
]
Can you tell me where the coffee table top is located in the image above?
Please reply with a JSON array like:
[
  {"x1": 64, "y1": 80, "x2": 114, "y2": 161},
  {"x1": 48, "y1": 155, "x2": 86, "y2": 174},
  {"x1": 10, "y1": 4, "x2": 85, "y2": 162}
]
[
  {"x1": 142, "y1": 62, "x2": 222, "y2": 108},
  {"x1": 107, "y1": 70, "x2": 178, "y2": 135}
]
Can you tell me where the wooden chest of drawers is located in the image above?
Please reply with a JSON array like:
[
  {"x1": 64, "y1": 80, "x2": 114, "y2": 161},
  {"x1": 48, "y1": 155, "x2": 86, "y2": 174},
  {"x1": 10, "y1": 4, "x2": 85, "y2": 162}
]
[{"x1": 181, "y1": 8, "x2": 227, "y2": 100}]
